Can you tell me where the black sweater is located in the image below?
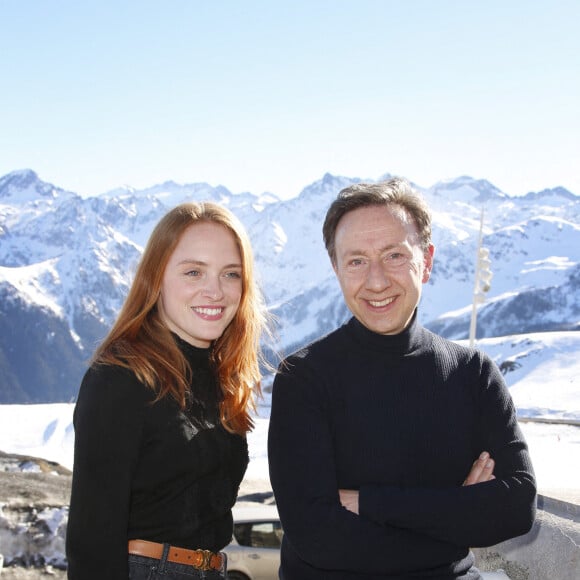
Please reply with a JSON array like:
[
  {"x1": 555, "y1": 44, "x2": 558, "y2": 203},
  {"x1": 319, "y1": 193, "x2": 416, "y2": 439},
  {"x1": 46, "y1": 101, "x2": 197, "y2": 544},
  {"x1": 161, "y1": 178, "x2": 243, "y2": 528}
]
[
  {"x1": 66, "y1": 337, "x2": 248, "y2": 579},
  {"x1": 268, "y1": 314, "x2": 536, "y2": 579}
]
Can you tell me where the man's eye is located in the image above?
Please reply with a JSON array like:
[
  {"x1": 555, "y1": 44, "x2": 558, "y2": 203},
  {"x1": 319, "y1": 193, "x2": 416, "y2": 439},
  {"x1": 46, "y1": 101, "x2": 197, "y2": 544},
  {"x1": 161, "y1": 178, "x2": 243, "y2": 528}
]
[
  {"x1": 386, "y1": 253, "x2": 407, "y2": 266},
  {"x1": 349, "y1": 258, "x2": 364, "y2": 267}
]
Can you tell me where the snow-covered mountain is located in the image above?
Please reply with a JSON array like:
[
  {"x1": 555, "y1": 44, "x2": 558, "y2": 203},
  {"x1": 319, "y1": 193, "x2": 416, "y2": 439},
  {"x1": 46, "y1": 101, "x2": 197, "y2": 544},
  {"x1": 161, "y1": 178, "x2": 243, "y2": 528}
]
[{"x1": 1, "y1": 169, "x2": 579, "y2": 403}]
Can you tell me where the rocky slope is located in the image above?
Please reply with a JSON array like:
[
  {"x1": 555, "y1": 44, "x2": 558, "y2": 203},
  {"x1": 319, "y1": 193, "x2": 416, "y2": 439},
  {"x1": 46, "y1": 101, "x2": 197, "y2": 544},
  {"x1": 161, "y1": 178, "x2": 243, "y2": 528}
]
[{"x1": 0, "y1": 451, "x2": 70, "y2": 573}]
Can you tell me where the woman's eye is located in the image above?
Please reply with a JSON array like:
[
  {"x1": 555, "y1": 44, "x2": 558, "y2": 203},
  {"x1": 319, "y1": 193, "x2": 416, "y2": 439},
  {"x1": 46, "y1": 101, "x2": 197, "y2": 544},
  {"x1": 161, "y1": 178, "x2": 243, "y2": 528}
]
[
  {"x1": 225, "y1": 271, "x2": 242, "y2": 279},
  {"x1": 185, "y1": 270, "x2": 201, "y2": 277}
]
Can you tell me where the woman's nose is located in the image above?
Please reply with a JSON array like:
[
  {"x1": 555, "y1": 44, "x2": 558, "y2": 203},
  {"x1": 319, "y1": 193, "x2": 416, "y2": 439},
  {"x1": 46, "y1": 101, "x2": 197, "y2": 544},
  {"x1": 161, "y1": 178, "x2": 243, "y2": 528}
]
[{"x1": 202, "y1": 275, "x2": 224, "y2": 299}]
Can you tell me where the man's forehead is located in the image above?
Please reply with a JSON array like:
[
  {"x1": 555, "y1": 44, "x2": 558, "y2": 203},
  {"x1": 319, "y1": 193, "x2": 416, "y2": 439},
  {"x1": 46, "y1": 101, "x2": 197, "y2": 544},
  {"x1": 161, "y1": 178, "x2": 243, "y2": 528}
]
[{"x1": 336, "y1": 206, "x2": 418, "y2": 243}]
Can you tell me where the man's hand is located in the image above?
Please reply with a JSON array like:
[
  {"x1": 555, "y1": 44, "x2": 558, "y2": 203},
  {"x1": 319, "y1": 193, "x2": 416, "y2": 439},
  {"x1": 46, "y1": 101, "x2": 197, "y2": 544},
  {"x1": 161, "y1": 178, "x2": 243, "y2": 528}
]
[
  {"x1": 339, "y1": 451, "x2": 494, "y2": 514},
  {"x1": 339, "y1": 489, "x2": 359, "y2": 514},
  {"x1": 463, "y1": 451, "x2": 496, "y2": 486}
]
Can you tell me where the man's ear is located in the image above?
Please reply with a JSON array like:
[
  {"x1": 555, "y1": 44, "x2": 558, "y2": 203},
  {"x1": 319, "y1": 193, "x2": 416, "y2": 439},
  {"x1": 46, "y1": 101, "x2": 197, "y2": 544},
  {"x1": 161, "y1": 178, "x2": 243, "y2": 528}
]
[{"x1": 422, "y1": 244, "x2": 435, "y2": 284}]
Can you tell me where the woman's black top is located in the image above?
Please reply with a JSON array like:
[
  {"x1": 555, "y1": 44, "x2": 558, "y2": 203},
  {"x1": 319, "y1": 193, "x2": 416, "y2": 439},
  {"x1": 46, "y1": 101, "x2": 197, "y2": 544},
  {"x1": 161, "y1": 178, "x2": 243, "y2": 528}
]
[{"x1": 66, "y1": 336, "x2": 248, "y2": 579}]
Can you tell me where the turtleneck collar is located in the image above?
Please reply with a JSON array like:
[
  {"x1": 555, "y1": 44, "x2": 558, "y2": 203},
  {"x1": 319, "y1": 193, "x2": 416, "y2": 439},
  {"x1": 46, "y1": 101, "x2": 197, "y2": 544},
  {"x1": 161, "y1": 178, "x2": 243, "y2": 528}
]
[
  {"x1": 171, "y1": 332, "x2": 212, "y2": 367},
  {"x1": 171, "y1": 332, "x2": 222, "y2": 407},
  {"x1": 346, "y1": 308, "x2": 424, "y2": 355}
]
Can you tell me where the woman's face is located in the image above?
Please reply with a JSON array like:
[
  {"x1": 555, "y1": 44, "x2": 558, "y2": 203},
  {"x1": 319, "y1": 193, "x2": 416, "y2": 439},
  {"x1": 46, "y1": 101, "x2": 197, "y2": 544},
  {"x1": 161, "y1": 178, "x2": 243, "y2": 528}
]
[{"x1": 158, "y1": 221, "x2": 243, "y2": 348}]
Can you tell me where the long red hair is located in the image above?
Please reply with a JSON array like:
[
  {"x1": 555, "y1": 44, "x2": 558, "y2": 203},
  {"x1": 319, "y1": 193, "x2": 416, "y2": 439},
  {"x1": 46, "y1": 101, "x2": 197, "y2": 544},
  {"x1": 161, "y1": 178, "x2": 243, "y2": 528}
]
[{"x1": 93, "y1": 202, "x2": 269, "y2": 435}]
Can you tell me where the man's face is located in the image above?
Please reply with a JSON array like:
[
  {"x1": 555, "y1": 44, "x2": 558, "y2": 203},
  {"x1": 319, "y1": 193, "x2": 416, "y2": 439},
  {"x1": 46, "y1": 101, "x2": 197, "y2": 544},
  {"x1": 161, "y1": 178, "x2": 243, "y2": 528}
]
[{"x1": 333, "y1": 205, "x2": 434, "y2": 335}]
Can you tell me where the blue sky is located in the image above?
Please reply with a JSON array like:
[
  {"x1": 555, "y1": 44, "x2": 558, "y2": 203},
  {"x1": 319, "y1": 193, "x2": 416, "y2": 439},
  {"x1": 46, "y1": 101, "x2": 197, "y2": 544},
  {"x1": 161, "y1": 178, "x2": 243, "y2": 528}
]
[{"x1": 1, "y1": 0, "x2": 579, "y2": 199}]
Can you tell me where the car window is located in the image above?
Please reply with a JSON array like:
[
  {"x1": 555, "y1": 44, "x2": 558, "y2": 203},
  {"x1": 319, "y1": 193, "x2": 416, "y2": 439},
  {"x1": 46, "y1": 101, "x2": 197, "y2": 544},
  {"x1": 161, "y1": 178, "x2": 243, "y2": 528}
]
[{"x1": 233, "y1": 520, "x2": 283, "y2": 549}]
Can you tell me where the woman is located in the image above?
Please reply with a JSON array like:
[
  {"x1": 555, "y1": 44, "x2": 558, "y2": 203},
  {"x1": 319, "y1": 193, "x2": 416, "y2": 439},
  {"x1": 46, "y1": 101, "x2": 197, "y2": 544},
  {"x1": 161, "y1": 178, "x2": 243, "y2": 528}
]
[{"x1": 66, "y1": 202, "x2": 271, "y2": 579}]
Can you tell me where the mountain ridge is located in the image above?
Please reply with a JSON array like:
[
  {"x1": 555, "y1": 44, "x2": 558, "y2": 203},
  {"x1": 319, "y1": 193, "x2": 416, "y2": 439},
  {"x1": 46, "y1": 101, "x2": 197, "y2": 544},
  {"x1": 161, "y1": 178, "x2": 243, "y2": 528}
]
[{"x1": 1, "y1": 168, "x2": 578, "y2": 403}]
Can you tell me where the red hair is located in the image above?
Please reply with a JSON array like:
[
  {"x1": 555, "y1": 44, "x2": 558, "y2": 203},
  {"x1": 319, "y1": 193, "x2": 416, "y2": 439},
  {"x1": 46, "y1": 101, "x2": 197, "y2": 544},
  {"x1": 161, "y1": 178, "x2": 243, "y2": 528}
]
[{"x1": 93, "y1": 202, "x2": 270, "y2": 435}]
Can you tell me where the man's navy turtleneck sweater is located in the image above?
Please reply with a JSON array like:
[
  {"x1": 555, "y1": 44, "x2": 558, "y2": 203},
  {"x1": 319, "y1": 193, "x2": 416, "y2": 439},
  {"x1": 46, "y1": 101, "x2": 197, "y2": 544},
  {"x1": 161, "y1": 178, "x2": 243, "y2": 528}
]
[{"x1": 268, "y1": 312, "x2": 536, "y2": 579}]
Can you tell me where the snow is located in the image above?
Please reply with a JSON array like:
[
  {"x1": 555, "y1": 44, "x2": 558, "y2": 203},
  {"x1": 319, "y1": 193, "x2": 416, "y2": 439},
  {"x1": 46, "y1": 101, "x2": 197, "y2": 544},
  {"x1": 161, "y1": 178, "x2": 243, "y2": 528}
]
[
  {"x1": 0, "y1": 403, "x2": 75, "y2": 470},
  {"x1": 0, "y1": 260, "x2": 64, "y2": 315},
  {"x1": 472, "y1": 332, "x2": 580, "y2": 423}
]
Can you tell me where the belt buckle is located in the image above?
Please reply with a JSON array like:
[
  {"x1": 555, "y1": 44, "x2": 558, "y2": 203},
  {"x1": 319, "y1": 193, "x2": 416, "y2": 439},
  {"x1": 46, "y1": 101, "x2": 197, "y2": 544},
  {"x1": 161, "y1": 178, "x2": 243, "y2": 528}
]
[{"x1": 199, "y1": 549, "x2": 214, "y2": 571}]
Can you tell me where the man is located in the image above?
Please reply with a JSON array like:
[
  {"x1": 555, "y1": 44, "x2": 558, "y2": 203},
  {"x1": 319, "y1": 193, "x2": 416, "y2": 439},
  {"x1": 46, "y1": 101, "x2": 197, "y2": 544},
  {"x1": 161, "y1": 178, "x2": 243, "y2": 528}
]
[{"x1": 268, "y1": 178, "x2": 536, "y2": 579}]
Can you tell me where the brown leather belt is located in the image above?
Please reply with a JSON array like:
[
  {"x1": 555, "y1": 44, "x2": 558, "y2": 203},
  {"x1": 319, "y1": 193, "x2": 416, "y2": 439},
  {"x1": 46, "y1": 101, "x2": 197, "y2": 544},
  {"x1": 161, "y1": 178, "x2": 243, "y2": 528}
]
[{"x1": 128, "y1": 539, "x2": 223, "y2": 572}]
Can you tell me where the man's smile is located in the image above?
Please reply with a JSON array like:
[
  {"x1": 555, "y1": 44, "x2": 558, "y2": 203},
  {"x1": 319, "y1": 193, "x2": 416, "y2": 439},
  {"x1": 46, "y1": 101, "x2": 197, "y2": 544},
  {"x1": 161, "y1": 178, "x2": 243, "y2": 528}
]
[{"x1": 367, "y1": 296, "x2": 395, "y2": 308}]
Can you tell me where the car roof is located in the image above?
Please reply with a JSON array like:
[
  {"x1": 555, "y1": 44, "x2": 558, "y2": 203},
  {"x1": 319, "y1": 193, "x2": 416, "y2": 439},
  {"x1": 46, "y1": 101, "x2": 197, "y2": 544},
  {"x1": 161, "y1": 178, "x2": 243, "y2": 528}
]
[{"x1": 232, "y1": 504, "x2": 280, "y2": 522}]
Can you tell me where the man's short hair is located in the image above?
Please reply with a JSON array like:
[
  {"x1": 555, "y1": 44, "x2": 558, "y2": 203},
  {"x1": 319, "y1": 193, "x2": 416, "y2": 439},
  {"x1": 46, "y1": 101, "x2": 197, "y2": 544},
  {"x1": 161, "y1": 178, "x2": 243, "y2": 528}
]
[{"x1": 322, "y1": 177, "x2": 432, "y2": 263}]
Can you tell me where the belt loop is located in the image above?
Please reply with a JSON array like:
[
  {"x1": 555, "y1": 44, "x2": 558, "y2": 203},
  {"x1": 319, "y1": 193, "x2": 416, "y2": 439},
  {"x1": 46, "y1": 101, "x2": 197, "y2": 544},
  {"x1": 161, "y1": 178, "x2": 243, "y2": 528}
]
[{"x1": 158, "y1": 542, "x2": 171, "y2": 572}]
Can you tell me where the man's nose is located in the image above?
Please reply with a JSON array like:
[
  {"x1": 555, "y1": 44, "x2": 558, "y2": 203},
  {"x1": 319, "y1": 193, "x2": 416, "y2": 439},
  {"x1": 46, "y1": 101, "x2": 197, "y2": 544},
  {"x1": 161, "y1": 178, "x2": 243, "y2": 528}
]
[{"x1": 366, "y1": 261, "x2": 391, "y2": 291}]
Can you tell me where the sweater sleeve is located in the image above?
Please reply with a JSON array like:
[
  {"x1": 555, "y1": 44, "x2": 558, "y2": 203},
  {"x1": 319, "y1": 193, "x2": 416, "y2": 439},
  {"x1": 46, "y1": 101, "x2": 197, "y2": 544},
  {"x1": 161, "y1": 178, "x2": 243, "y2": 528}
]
[
  {"x1": 268, "y1": 358, "x2": 466, "y2": 576},
  {"x1": 66, "y1": 365, "x2": 147, "y2": 580},
  {"x1": 359, "y1": 354, "x2": 537, "y2": 547}
]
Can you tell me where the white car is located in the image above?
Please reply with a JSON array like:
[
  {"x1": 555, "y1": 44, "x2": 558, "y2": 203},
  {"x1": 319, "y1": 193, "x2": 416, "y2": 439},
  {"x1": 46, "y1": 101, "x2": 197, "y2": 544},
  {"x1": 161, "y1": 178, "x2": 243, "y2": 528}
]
[{"x1": 224, "y1": 505, "x2": 282, "y2": 580}]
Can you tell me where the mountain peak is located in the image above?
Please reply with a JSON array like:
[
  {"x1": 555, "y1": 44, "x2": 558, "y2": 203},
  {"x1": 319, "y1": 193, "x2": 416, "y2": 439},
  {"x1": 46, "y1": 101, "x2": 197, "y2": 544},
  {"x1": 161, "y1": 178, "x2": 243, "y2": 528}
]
[
  {"x1": 431, "y1": 176, "x2": 507, "y2": 203},
  {"x1": 298, "y1": 173, "x2": 359, "y2": 200},
  {"x1": 0, "y1": 169, "x2": 40, "y2": 191},
  {"x1": 523, "y1": 186, "x2": 577, "y2": 201},
  {"x1": 0, "y1": 169, "x2": 75, "y2": 204}
]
